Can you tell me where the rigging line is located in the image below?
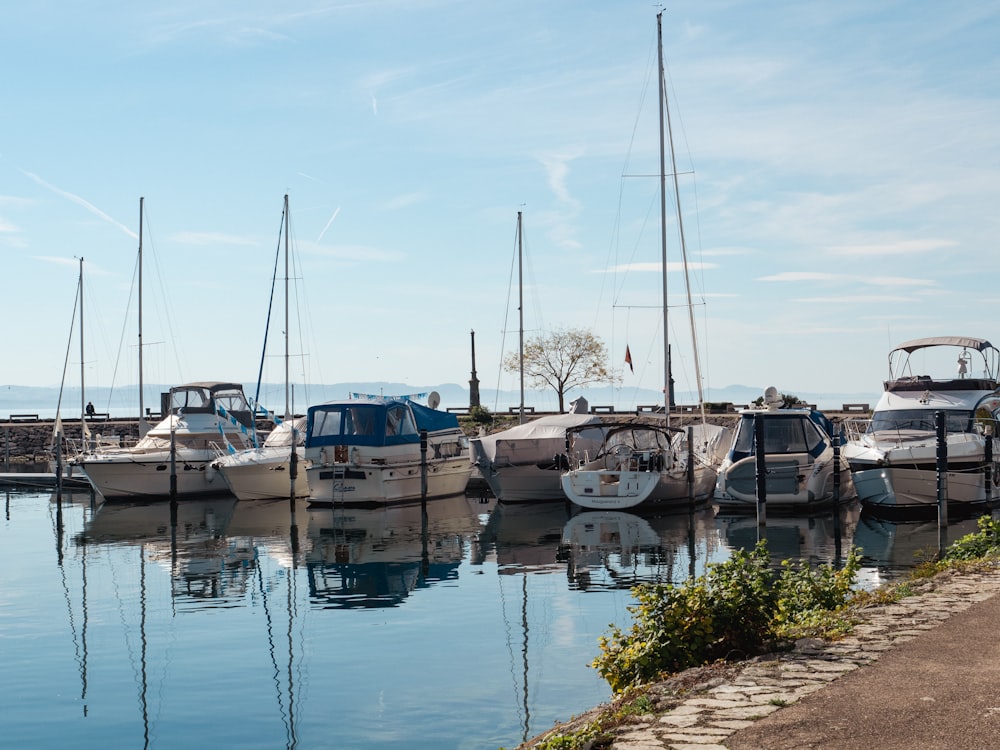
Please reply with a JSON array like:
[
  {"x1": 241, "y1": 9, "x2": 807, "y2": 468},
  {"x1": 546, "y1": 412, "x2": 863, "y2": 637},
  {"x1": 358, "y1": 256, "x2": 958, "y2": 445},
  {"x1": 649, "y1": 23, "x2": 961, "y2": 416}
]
[
  {"x1": 254, "y1": 202, "x2": 286, "y2": 421},
  {"x1": 54, "y1": 272, "x2": 82, "y2": 424},
  {"x1": 493, "y1": 216, "x2": 521, "y2": 414},
  {"x1": 106, "y1": 251, "x2": 141, "y2": 413},
  {"x1": 142, "y1": 210, "x2": 184, "y2": 384}
]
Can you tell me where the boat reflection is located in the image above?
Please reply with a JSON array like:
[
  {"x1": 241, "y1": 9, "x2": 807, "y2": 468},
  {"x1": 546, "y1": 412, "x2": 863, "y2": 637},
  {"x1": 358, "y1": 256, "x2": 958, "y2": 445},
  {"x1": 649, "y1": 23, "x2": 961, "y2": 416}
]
[
  {"x1": 305, "y1": 493, "x2": 488, "y2": 608},
  {"x1": 853, "y1": 511, "x2": 984, "y2": 574},
  {"x1": 78, "y1": 494, "x2": 244, "y2": 605},
  {"x1": 716, "y1": 500, "x2": 861, "y2": 566},
  {"x1": 477, "y1": 500, "x2": 573, "y2": 571},
  {"x1": 558, "y1": 508, "x2": 722, "y2": 590}
]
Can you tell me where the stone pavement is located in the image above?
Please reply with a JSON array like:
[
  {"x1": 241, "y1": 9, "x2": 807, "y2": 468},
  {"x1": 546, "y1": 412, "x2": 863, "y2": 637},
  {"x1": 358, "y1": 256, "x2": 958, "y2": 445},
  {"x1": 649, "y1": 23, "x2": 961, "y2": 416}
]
[{"x1": 520, "y1": 567, "x2": 1000, "y2": 750}]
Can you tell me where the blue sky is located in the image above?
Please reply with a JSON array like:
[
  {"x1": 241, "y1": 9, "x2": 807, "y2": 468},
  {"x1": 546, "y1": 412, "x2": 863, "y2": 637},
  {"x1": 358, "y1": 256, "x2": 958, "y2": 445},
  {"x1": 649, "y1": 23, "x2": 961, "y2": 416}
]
[{"x1": 3, "y1": 1, "x2": 999, "y2": 411}]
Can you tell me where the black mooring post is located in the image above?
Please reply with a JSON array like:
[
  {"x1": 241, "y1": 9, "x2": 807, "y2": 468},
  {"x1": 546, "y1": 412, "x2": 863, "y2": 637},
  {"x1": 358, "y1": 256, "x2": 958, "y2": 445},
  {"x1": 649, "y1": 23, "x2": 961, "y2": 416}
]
[
  {"x1": 754, "y1": 416, "x2": 767, "y2": 534},
  {"x1": 169, "y1": 425, "x2": 177, "y2": 501},
  {"x1": 936, "y1": 410, "x2": 948, "y2": 557},
  {"x1": 832, "y1": 434, "x2": 842, "y2": 564},
  {"x1": 687, "y1": 425, "x2": 695, "y2": 511},
  {"x1": 984, "y1": 428, "x2": 993, "y2": 508},
  {"x1": 420, "y1": 430, "x2": 428, "y2": 500}
]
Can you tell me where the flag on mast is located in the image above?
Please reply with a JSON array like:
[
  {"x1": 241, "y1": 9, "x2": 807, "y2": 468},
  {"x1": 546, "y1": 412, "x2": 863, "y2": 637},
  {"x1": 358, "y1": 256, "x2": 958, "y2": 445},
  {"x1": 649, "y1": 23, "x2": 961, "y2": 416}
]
[{"x1": 625, "y1": 345, "x2": 633, "y2": 373}]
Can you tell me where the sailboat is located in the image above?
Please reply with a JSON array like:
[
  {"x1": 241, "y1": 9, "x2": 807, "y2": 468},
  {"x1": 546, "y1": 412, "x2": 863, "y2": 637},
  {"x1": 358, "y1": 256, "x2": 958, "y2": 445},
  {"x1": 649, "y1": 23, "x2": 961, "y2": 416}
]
[
  {"x1": 51, "y1": 257, "x2": 94, "y2": 490},
  {"x1": 470, "y1": 212, "x2": 608, "y2": 503},
  {"x1": 213, "y1": 194, "x2": 310, "y2": 500},
  {"x1": 560, "y1": 13, "x2": 729, "y2": 511}
]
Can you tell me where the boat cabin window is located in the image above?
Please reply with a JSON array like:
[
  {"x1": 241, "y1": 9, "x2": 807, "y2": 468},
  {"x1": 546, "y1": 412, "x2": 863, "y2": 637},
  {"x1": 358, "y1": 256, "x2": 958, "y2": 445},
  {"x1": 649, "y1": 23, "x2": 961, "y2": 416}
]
[
  {"x1": 385, "y1": 404, "x2": 417, "y2": 437},
  {"x1": 310, "y1": 405, "x2": 380, "y2": 439},
  {"x1": 310, "y1": 408, "x2": 346, "y2": 439},
  {"x1": 214, "y1": 389, "x2": 250, "y2": 413},
  {"x1": 869, "y1": 409, "x2": 972, "y2": 434},
  {"x1": 171, "y1": 388, "x2": 210, "y2": 411},
  {"x1": 734, "y1": 415, "x2": 825, "y2": 455}
]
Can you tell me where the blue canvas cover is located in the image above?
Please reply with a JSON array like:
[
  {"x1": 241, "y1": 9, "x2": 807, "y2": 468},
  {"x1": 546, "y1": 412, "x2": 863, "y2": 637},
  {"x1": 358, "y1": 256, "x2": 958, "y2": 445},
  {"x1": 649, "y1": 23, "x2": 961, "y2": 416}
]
[{"x1": 305, "y1": 398, "x2": 460, "y2": 448}]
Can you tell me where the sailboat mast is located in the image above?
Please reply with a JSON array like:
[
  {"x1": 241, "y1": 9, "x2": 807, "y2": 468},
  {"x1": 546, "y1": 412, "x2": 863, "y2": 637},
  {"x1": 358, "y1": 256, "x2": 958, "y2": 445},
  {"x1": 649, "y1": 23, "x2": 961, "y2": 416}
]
[
  {"x1": 79, "y1": 257, "x2": 85, "y2": 426},
  {"x1": 657, "y1": 14, "x2": 671, "y2": 426},
  {"x1": 138, "y1": 197, "x2": 145, "y2": 421},
  {"x1": 659, "y1": 15, "x2": 708, "y2": 425},
  {"x1": 283, "y1": 194, "x2": 291, "y2": 420},
  {"x1": 516, "y1": 211, "x2": 525, "y2": 425}
]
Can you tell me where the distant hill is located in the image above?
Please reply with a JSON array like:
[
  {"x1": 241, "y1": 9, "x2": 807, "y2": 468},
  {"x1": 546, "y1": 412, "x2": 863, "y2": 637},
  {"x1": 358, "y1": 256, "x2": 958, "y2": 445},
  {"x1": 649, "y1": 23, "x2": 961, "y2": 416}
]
[{"x1": 0, "y1": 381, "x2": 881, "y2": 419}]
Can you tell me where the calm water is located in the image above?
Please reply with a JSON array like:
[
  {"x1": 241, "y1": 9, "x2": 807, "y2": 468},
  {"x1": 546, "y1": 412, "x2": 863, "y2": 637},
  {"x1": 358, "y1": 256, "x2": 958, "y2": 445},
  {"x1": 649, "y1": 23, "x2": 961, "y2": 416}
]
[{"x1": 0, "y1": 489, "x2": 982, "y2": 749}]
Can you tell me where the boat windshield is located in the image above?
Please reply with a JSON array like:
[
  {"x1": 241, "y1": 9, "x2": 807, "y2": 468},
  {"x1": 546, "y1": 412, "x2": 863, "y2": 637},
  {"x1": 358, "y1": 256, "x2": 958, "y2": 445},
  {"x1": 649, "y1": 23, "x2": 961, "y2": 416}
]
[
  {"x1": 732, "y1": 415, "x2": 825, "y2": 457},
  {"x1": 868, "y1": 409, "x2": 972, "y2": 434}
]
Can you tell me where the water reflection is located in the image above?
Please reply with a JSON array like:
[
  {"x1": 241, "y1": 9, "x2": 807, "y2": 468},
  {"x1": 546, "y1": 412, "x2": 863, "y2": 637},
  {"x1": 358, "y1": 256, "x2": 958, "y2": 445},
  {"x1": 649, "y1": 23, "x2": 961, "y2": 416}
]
[
  {"x1": 305, "y1": 493, "x2": 490, "y2": 608},
  {"x1": 559, "y1": 508, "x2": 723, "y2": 591},
  {"x1": 716, "y1": 501, "x2": 861, "y2": 566}
]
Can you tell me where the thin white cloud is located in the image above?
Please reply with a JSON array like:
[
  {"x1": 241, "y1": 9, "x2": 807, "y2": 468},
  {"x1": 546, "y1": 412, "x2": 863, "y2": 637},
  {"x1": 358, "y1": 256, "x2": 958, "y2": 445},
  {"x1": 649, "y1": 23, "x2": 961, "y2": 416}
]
[
  {"x1": 316, "y1": 206, "x2": 341, "y2": 244},
  {"x1": 0, "y1": 218, "x2": 18, "y2": 233},
  {"x1": 20, "y1": 170, "x2": 137, "y2": 239},
  {"x1": 757, "y1": 271, "x2": 842, "y2": 282},
  {"x1": 828, "y1": 238, "x2": 957, "y2": 256}
]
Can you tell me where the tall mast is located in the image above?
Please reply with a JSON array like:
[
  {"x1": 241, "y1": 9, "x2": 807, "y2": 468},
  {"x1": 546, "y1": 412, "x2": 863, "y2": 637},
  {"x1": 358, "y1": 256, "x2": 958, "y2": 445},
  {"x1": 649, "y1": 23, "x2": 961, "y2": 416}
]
[
  {"x1": 516, "y1": 210, "x2": 525, "y2": 425},
  {"x1": 659, "y1": 13, "x2": 708, "y2": 426},
  {"x1": 79, "y1": 257, "x2": 85, "y2": 426},
  {"x1": 657, "y1": 13, "x2": 670, "y2": 426},
  {"x1": 138, "y1": 196, "x2": 145, "y2": 421},
  {"x1": 283, "y1": 193, "x2": 291, "y2": 419}
]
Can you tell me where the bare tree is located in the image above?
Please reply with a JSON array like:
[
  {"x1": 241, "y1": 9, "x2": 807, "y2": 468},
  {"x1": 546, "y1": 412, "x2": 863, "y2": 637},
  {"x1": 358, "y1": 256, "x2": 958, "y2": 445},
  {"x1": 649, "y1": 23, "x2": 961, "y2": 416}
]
[{"x1": 503, "y1": 327, "x2": 614, "y2": 412}]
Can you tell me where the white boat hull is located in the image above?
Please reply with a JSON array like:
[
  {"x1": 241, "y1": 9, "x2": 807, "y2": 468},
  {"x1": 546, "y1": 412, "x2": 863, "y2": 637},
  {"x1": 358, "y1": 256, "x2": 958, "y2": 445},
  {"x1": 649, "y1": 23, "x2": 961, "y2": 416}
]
[
  {"x1": 215, "y1": 447, "x2": 310, "y2": 501},
  {"x1": 306, "y1": 455, "x2": 472, "y2": 505},
  {"x1": 561, "y1": 465, "x2": 716, "y2": 511},
  {"x1": 715, "y1": 454, "x2": 856, "y2": 509},
  {"x1": 77, "y1": 450, "x2": 230, "y2": 499}
]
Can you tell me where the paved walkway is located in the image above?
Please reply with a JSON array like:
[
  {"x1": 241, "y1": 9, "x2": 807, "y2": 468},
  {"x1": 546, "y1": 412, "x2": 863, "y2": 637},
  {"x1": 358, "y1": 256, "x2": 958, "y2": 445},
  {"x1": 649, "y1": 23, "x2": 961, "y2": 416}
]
[{"x1": 520, "y1": 567, "x2": 1000, "y2": 750}]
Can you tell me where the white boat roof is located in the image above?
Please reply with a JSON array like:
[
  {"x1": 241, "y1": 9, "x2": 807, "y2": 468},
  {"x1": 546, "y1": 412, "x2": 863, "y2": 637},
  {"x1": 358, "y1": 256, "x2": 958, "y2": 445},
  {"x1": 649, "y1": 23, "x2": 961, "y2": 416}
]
[
  {"x1": 474, "y1": 412, "x2": 603, "y2": 460},
  {"x1": 892, "y1": 336, "x2": 995, "y2": 353}
]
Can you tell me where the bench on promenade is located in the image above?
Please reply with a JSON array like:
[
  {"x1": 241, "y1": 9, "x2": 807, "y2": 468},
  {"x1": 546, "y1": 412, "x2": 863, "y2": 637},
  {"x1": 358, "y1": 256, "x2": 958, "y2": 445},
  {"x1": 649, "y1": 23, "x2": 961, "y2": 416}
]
[
  {"x1": 508, "y1": 406, "x2": 535, "y2": 414},
  {"x1": 842, "y1": 403, "x2": 870, "y2": 413},
  {"x1": 590, "y1": 405, "x2": 615, "y2": 414},
  {"x1": 8, "y1": 414, "x2": 39, "y2": 422},
  {"x1": 636, "y1": 404, "x2": 664, "y2": 414},
  {"x1": 446, "y1": 407, "x2": 470, "y2": 414},
  {"x1": 86, "y1": 412, "x2": 110, "y2": 420}
]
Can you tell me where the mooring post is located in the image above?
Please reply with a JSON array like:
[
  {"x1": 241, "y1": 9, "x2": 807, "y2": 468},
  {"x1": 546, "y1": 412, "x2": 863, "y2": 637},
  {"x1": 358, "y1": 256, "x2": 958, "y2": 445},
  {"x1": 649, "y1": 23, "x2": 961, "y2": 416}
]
[
  {"x1": 984, "y1": 425, "x2": 993, "y2": 508},
  {"x1": 754, "y1": 416, "x2": 767, "y2": 534},
  {"x1": 420, "y1": 429, "x2": 428, "y2": 500},
  {"x1": 936, "y1": 410, "x2": 948, "y2": 557},
  {"x1": 832, "y1": 435, "x2": 842, "y2": 563},
  {"x1": 687, "y1": 425, "x2": 695, "y2": 511}
]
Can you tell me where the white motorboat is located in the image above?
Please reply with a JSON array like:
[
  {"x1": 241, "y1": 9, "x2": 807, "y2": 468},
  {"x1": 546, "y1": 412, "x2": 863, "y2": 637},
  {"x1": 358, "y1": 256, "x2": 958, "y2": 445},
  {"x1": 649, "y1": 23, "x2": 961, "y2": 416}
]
[
  {"x1": 470, "y1": 398, "x2": 606, "y2": 503},
  {"x1": 72, "y1": 381, "x2": 256, "y2": 499},
  {"x1": 714, "y1": 390, "x2": 856, "y2": 510},
  {"x1": 303, "y1": 394, "x2": 472, "y2": 505},
  {"x1": 841, "y1": 336, "x2": 1000, "y2": 512},
  {"x1": 214, "y1": 416, "x2": 308, "y2": 500},
  {"x1": 559, "y1": 420, "x2": 726, "y2": 510}
]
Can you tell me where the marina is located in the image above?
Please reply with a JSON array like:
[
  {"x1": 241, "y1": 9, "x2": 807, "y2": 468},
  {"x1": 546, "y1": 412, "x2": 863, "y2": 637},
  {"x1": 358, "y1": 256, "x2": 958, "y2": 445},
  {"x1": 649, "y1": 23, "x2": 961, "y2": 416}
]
[{"x1": 0, "y1": 482, "x2": 986, "y2": 749}]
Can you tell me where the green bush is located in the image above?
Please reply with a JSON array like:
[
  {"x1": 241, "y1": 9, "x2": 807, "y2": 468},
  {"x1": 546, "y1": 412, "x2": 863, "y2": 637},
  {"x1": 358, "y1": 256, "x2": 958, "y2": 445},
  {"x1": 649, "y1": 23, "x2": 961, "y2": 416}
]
[
  {"x1": 945, "y1": 515, "x2": 1000, "y2": 561},
  {"x1": 591, "y1": 542, "x2": 861, "y2": 693}
]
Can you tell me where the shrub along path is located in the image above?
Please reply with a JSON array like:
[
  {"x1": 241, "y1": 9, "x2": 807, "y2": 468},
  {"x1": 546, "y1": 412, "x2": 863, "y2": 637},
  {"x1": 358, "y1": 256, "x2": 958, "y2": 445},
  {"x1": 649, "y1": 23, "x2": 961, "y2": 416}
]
[{"x1": 517, "y1": 565, "x2": 1000, "y2": 750}]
